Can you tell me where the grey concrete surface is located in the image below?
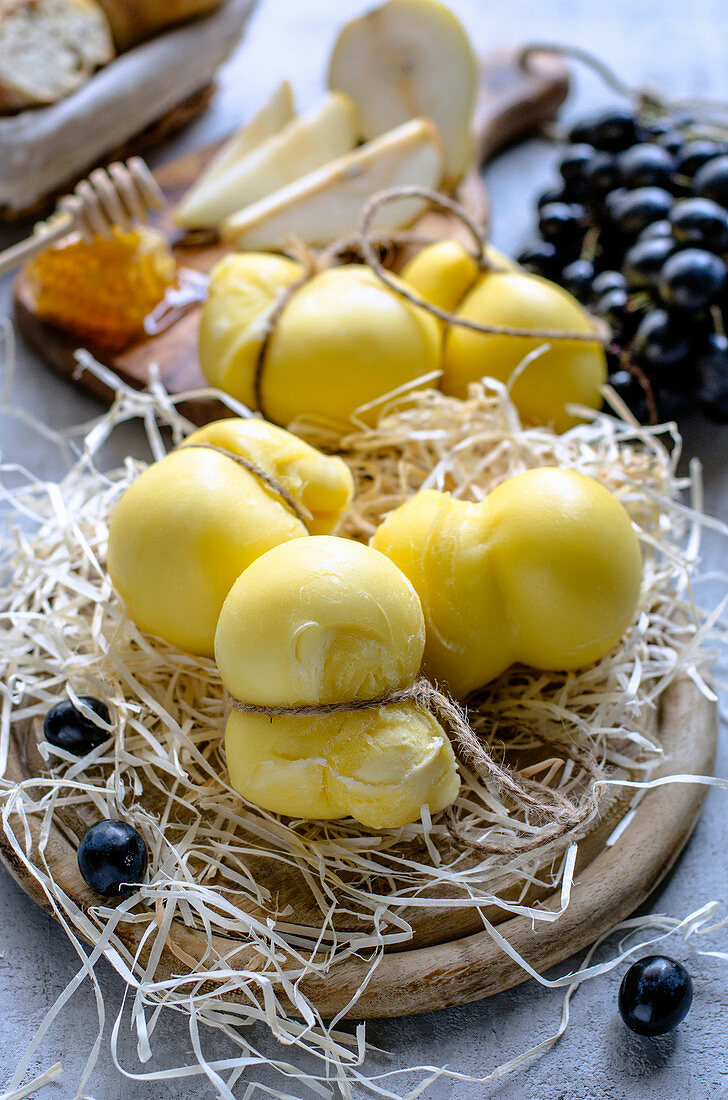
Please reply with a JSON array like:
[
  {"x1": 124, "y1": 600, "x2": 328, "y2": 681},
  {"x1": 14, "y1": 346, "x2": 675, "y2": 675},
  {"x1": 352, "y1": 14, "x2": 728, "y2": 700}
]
[{"x1": 1, "y1": 0, "x2": 728, "y2": 1097}]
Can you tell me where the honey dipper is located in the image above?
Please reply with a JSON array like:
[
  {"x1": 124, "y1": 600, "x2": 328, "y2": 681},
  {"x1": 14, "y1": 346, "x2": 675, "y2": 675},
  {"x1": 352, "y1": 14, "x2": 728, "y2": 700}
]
[{"x1": 0, "y1": 157, "x2": 164, "y2": 279}]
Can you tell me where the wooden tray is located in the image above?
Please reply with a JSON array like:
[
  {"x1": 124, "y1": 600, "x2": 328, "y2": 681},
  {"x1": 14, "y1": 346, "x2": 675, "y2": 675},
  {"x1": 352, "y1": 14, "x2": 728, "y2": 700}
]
[
  {"x1": 0, "y1": 673, "x2": 717, "y2": 1019},
  {"x1": 5, "y1": 44, "x2": 719, "y2": 1019},
  {"x1": 14, "y1": 45, "x2": 570, "y2": 427}
]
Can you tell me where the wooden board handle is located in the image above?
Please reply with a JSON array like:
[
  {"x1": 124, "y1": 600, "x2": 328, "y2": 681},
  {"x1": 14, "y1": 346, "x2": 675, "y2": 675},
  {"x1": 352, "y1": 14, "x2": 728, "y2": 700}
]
[{"x1": 473, "y1": 44, "x2": 570, "y2": 166}]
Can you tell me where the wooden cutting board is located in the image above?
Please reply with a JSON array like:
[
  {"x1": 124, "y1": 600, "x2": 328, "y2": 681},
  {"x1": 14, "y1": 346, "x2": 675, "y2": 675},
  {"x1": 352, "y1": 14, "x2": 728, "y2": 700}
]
[
  {"x1": 7, "y1": 46, "x2": 717, "y2": 1020},
  {"x1": 0, "y1": 672, "x2": 717, "y2": 1018},
  {"x1": 14, "y1": 45, "x2": 570, "y2": 426}
]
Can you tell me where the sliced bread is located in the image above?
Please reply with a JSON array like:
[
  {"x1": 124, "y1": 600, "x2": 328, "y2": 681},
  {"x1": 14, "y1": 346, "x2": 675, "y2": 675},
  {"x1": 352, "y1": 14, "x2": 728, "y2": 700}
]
[{"x1": 0, "y1": 0, "x2": 114, "y2": 111}]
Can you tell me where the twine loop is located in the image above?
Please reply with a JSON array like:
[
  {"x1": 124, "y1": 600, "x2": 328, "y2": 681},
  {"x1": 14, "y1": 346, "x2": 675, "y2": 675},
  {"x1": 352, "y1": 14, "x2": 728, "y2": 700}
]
[
  {"x1": 183, "y1": 442, "x2": 310, "y2": 527},
  {"x1": 244, "y1": 184, "x2": 608, "y2": 425},
  {"x1": 232, "y1": 676, "x2": 604, "y2": 855},
  {"x1": 252, "y1": 262, "x2": 316, "y2": 422},
  {"x1": 357, "y1": 188, "x2": 608, "y2": 345}
]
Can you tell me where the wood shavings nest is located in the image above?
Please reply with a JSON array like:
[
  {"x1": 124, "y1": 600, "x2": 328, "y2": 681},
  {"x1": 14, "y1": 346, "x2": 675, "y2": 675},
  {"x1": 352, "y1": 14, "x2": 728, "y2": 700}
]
[{"x1": 0, "y1": 353, "x2": 724, "y2": 1097}]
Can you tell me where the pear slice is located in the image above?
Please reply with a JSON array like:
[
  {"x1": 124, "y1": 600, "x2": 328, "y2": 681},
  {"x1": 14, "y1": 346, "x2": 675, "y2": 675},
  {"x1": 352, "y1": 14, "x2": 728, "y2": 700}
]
[
  {"x1": 327, "y1": 0, "x2": 478, "y2": 189},
  {"x1": 198, "y1": 81, "x2": 295, "y2": 187},
  {"x1": 175, "y1": 82, "x2": 295, "y2": 227},
  {"x1": 174, "y1": 91, "x2": 357, "y2": 229},
  {"x1": 221, "y1": 117, "x2": 444, "y2": 251}
]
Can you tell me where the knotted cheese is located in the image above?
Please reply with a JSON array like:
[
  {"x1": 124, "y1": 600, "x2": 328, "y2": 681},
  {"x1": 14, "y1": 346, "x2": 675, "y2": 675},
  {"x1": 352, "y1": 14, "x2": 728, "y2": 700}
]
[
  {"x1": 372, "y1": 467, "x2": 642, "y2": 698},
  {"x1": 215, "y1": 536, "x2": 460, "y2": 828},
  {"x1": 107, "y1": 418, "x2": 353, "y2": 656},
  {"x1": 198, "y1": 253, "x2": 441, "y2": 428},
  {"x1": 402, "y1": 240, "x2": 607, "y2": 432}
]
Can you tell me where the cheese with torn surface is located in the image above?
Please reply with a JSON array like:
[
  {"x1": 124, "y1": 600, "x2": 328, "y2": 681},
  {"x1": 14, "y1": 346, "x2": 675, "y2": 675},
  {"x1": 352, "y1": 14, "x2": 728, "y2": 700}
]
[
  {"x1": 107, "y1": 418, "x2": 353, "y2": 656},
  {"x1": 372, "y1": 468, "x2": 643, "y2": 698},
  {"x1": 215, "y1": 536, "x2": 460, "y2": 829}
]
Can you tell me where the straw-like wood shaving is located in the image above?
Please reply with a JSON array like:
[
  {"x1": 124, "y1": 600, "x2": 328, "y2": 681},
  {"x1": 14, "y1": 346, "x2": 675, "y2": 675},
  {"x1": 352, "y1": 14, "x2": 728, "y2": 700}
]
[{"x1": 1, "y1": 351, "x2": 727, "y2": 1097}]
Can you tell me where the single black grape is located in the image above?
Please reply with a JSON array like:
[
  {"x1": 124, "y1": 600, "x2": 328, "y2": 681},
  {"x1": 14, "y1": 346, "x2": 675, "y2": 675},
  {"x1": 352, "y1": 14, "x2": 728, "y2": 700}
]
[
  {"x1": 654, "y1": 371, "x2": 699, "y2": 416},
  {"x1": 77, "y1": 819, "x2": 148, "y2": 898},
  {"x1": 611, "y1": 187, "x2": 674, "y2": 237},
  {"x1": 623, "y1": 236, "x2": 675, "y2": 289},
  {"x1": 582, "y1": 151, "x2": 621, "y2": 198},
  {"x1": 594, "y1": 287, "x2": 631, "y2": 336},
  {"x1": 538, "y1": 201, "x2": 588, "y2": 248},
  {"x1": 638, "y1": 219, "x2": 673, "y2": 242},
  {"x1": 568, "y1": 107, "x2": 639, "y2": 152},
  {"x1": 561, "y1": 258, "x2": 594, "y2": 300},
  {"x1": 670, "y1": 197, "x2": 728, "y2": 253},
  {"x1": 44, "y1": 696, "x2": 111, "y2": 755},
  {"x1": 604, "y1": 186, "x2": 629, "y2": 215},
  {"x1": 592, "y1": 269, "x2": 627, "y2": 297},
  {"x1": 632, "y1": 309, "x2": 691, "y2": 368},
  {"x1": 608, "y1": 368, "x2": 649, "y2": 419},
  {"x1": 617, "y1": 143, "x2": 676, "y2": 190},
  {"x1": 559, "y1": 144, "x2": 596, "y2": 183},
  {"x1": 696, "y1": 331, "x2": 728, "y2": 419},
  {"x1": 676, "y1": 140, "x2": 728, "y2": 179},
  {"x1": 537, "y1": 185, "x2": 569, "y2": 211},
  {"x1": 643, "y1": 116, "x2": 676, "y2": 138},
  {"x1": 693, "y1": 154, "x2": 728, "y2": 209},
  {"x1": 516, "y1": 239, "x2": 561, "y2": 277},
  {"x1": 655, "y1": 130, "x2": 686, "y2": 156},
  {"x1": 658, "y1": 249, "x2": 727, "y2": 312},
  {"x1": 619, "y1": 956, "x2": 693, "y2": 1036}
]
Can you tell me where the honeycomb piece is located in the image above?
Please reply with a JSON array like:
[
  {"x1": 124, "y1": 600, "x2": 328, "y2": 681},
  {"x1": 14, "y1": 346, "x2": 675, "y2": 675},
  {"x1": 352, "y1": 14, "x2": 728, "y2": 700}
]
[{"x1": 24, "y1": 227, "x2": 177, "y2": 350}]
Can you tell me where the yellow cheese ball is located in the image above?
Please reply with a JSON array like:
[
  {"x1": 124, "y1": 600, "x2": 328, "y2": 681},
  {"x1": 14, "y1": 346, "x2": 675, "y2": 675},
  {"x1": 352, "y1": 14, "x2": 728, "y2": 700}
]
[
  {"x1": 107, "y1": 419, "x2": 353, "y2": 656},
  {"x1": 372, "y1": 468, "x2": 642, "y2": 698},
  {"x1": 198, "y1": 252, "x2": 303, "y2": 409},
  {"x1": 215, "y1": 536, "x2": 460, "y2": 828},
  {"x1": 199, "y1": 255, "x2": 442, "y2": 428},
  {"x1": 400, "y1": 240, "x2": 607, "y2": 432},
  {"x1": 401, "y1": 238, "x2": 516, "y2": 314}
]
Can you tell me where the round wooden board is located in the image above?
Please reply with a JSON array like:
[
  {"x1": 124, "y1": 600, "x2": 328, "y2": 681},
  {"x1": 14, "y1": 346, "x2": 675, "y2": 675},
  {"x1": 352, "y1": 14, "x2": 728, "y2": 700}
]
[{"x1": 0, "y1": 672, "x2": 717, "y2": 1020}]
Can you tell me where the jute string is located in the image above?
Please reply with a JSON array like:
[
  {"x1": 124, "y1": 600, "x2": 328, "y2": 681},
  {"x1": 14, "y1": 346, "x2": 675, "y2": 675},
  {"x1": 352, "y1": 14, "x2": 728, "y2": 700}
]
[
  {"x1": 184, "y1": 442, "x2": 310, "y2": 527},
  {"x1": 358, "y1": 188, "x2": 608, "y2": 345},
  {"x1": 247, "y1": 186, "x2": 609, "y2": 422},
  {"x1": 252, "y1": 261, "x2": 316, "y2": 422},
  {"x1": 519, "y1": 41, "x2": 728, "y2": 124},
  {"x1": 232, "y1": 677, "x2": 604, "y2": 855}
]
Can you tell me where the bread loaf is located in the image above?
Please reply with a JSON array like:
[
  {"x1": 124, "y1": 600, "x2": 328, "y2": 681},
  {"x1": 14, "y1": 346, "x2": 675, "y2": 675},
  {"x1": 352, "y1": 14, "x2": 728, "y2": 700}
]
[
  {"x1": 96, "y1": 0, "x2": 225, "y2": 49},
  {"x1": 0, "y1": 0, "x2": 254, "y2": 217},
  {"x1": 0, "y1": 0, "x2": 114, "y2": 111}
]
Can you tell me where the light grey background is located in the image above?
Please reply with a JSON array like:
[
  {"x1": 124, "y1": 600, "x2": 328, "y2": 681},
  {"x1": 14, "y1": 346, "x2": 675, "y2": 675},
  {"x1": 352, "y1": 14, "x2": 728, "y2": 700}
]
[{"x1": 1, "y1": 1, "x2": 728, "y2": 1097}]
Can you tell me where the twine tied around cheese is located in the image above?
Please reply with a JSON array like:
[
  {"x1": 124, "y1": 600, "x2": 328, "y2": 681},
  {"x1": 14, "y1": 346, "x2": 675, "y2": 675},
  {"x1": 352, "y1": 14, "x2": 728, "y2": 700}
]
[
  {"x1": 231, "y1": 676, "x2": 604, "y2": 854},
  {"x1": 252, "y1": 260, "x2": 316, "y2": 421},
  {"x1": 357, "y1": 187, "x2": 609, "y2": 346},
  {"x1": 184, "y1": 441, "x2": 310, "y2": 527},
  {"x1": 246, "y1": 187, "x2": 609, "y2": 423}
]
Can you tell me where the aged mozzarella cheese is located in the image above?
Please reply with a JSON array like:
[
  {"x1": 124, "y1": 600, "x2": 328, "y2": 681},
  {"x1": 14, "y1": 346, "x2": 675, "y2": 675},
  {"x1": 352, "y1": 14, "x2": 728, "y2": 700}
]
[{"x1": 215, "y1": 536, "x2": 461, "y2": 829}]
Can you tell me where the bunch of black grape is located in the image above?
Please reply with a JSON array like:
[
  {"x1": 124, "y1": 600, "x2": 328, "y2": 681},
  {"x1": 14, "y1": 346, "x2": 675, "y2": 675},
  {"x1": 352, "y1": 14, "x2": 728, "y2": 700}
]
[{"x1": 518, "y1": 105, "x2": 728, "y2": 422}]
